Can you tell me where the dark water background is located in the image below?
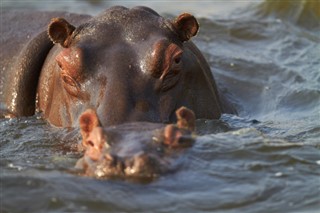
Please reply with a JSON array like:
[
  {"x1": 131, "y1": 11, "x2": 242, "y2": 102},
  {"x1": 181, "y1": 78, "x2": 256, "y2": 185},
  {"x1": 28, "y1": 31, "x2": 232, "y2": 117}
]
[{"x1": 1, "y1": 0, "x2": 320, "y2": 212}]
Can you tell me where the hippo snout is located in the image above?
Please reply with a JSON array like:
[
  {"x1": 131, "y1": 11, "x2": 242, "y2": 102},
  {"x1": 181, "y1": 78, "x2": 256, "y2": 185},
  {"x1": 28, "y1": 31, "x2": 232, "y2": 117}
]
[
  {"x1": 80, "y1": 144, "x2": 162, "y2": 179},
  {"x1": 77, "y1": 126, "x2": 173, "y2": 179},
  {"x1": 76, "y1": 106, "x2": 196, "y2": 181},
  {"x1": 123, "y1": 153, "x2": 160, "y2": 177}
]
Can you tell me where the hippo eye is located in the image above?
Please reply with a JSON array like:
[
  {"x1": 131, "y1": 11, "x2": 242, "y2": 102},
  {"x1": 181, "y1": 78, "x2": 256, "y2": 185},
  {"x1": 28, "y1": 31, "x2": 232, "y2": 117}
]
[
  {"x1": 61, "y1": 72, "x2": 80, "y2": 97},
  {"x1": 160, "y1": 44, "x2": 183, "y2": 78},
  {"x1": 61, "y1": 74, "x2": 77, "y2": 87},
  {"x1": 57, "y1": 61, "x2": 63, "y2": 69},
  {"x1": 174, "y1": 55, "x2": 182, "y2": 64},
  {"x1": 169, "y1": 48, "x2": 183, "y2": 76}
]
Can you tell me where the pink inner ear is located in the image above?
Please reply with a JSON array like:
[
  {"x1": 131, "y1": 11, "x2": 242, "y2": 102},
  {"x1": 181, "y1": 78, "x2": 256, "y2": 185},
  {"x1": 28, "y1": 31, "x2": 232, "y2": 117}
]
[
  {"x1": 49, "y1": 23, "x2": 67, "y2": 43},
  {"x1": 174, "y1": 13, "x2": 199, "y2": 41},
  {"x1": 176, "y1": 107, "x2": 196, "y2": 131},
  {"x1": 181, "y1": 17, "x2": 198, "y2": 37},
  {"x1": 79, "y1": 109, "x2": 100, "y2": 133},
  {"x1": 48, "y1": 18, "x2": 75, "y2": 47}
]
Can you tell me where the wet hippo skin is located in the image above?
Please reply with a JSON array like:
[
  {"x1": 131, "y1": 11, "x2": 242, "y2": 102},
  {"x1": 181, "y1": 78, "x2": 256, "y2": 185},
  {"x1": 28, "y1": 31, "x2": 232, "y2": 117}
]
[
  {"x1": 76, "y1": 106, "x2": 196, "y2": 181},
  {"x1": 0, "y1": 6, "x2": 236, "y2": 127}
]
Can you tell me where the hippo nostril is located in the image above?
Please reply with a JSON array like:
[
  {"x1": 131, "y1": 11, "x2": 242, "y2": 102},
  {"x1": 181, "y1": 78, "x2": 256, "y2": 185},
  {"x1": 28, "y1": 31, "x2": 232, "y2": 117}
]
[
  {"x1": 105, "y1": 154, "x2": 125, "y2": 170},
  {"x1": 86, "y1": 140, "x2": 94, "y2": 147},
  {"x1": 123, "y1": 153, "x2": 157, "y2": 176},
  {"x1": 113, "y1": 155, "x2": 125, "y2": 174},
  {"x1": 124, "y1": 158, "x2": 138, "y2": 175}
]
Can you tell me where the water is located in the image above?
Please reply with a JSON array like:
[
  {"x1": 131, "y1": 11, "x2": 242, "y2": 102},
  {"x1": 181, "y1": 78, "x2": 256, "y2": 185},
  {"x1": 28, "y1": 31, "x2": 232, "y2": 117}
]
[{"x1": 1, "y1": 0, "x2": 320, "y2": 212}]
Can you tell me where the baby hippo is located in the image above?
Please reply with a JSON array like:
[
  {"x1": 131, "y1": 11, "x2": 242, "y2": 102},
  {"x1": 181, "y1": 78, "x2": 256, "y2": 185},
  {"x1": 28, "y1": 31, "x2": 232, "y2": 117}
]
[{"x1": 76, "y1": 107, "x2": 196, "y2": 181}]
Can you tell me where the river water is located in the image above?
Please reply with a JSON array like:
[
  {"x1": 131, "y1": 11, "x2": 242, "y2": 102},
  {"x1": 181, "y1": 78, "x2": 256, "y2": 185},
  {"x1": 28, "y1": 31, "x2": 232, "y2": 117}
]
[{"x1": 1, "y1": 0, "x2": 320, "y2": 212}]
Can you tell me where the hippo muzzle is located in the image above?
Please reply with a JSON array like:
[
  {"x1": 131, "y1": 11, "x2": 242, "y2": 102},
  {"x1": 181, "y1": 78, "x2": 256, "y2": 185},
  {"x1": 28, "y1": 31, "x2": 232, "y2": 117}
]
[{"x1": 76, "y1": 107, "x2": 196, "y2": 181}]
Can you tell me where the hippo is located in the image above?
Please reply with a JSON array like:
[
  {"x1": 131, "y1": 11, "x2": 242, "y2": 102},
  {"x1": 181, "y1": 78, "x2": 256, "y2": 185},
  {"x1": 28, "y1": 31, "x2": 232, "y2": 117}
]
[
  {"x1": 75, "y1": 106, "x2": 196, "y2": 181},
  {"x1": 0, "y1": 6, "x2": 235, "y2": 127}
]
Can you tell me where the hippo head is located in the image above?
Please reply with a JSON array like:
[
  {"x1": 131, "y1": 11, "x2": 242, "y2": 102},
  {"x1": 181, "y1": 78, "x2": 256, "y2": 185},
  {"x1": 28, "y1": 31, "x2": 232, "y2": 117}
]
[
  {"x1": 76, "y1": 106, "x2": 196, "y2": 181},
  {"x1": 37, "y1": 6, "x2": 221, "y2": 127}
]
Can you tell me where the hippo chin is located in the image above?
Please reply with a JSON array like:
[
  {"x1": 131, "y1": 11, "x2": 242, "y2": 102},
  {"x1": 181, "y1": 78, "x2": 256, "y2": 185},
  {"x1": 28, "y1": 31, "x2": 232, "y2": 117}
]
[
  {"x1": 1, "y1": 6, "x2": 236, "y2": 127},
  {"x1": 76, "y1": 107, "x2": 196, "y2": 181}
]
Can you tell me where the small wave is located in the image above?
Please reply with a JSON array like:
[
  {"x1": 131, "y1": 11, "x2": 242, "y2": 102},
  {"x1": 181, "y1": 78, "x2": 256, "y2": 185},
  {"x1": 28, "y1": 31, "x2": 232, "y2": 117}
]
[
  {"x1": 278, "y1": 89, "x2": 320, "y2": 112},
  {"x1": 196, "y1": 7, "x2": 320, "y2": 121}
]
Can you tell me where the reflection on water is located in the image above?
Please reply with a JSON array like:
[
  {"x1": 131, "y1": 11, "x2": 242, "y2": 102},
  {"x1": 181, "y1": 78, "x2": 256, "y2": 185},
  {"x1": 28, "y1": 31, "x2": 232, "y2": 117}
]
[{"x1": 1, "y1": 0, "x2": 320, "y2": 212}]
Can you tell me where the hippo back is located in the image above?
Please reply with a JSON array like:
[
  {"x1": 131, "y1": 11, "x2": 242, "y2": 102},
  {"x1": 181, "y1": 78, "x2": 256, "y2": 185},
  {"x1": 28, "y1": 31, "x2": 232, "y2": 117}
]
[{"x1": 0, "y1": 10, "x2": 90, "y2": 117}]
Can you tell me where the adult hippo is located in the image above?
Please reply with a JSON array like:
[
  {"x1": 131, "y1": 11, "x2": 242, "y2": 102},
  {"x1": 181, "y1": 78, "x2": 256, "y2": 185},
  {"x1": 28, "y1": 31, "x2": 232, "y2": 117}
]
[{"x1": 0, "y1": 6, "x2": 235, "y2": 127}]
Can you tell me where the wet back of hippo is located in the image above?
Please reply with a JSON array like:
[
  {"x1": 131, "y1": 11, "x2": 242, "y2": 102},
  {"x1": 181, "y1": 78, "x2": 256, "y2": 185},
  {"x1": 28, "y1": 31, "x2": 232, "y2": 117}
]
[{"x1": 1, "y1": 6, "x2": 234, "y2": 126}]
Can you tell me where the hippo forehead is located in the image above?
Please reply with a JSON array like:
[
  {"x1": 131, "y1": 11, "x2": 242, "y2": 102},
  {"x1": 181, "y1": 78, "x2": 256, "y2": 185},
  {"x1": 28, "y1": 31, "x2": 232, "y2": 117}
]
[{"x1": 72, "y1": 6, "x2": 176, "y2": 46}]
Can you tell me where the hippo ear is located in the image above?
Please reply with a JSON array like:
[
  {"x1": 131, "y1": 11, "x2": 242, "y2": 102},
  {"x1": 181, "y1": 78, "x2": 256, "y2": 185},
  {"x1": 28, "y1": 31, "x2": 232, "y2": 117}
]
[
  {"x1": 172, "y1": 13, "x2": 199, "y2": 41},
  {"x1": 79, "y1": 109, "x2": 101, "y2": 141},
  {"x1": 176, "y1": 107, "x2": 196, "y2": 131},
  {"x1": 48, "y1": 18, "x2": 75, "y2": 48}
]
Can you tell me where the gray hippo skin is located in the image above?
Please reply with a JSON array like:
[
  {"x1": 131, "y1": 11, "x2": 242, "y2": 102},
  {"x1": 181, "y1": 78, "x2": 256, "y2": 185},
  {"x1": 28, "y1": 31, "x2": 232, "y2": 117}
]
[
  {"x1": 0, "y1": 6, "x2": 235, "y2": 127},
  {"x1": 0, "y1": 10, "x2": 90, "y2": 118},
  {"x1": 76, "y1": 106, "x2": 196, "y2": 181}
]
